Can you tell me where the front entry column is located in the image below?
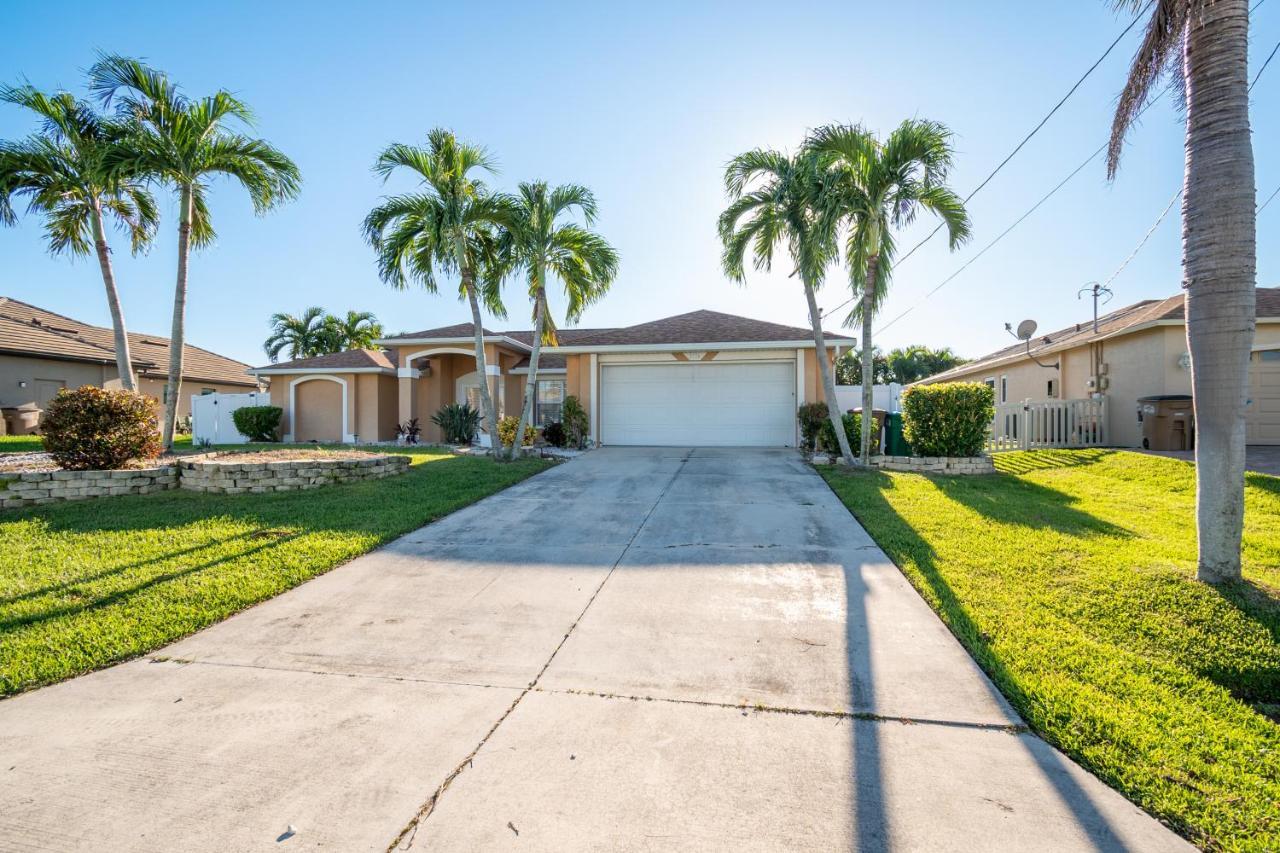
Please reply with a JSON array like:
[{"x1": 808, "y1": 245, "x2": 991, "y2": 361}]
[{"x1": 397, "y1": 365, "x2": 419, "y2": 429}]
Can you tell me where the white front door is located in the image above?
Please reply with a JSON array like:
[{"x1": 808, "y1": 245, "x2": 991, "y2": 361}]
[{"x1": 599, "y1": 361, "x2": 796, "y2": 447}]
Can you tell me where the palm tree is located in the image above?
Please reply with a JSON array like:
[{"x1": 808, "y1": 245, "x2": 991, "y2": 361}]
[
  {"x1": 88, "y1": 55, "x2": 300, "y2": 449},
  {"x1": 0, "y1": 84, "x2": 157, "y2": 392},
  {"x1": 325, "y1": 310, "x2": 383, "y2": 351},
  {"x1": 718, "y1": 149, "x2": 853, "y2": 463},
  {"x1": 362, "y1": 129, "x2": 507, "y2": 449},
  {"x1": 264, "y1": 306, "x2": 329, "y2": 361},
  {"x1": 806, "y1": 120, "x2": 971, "y2": 465},
  {"x1": 497, "y1": 182, "x2": 619, "y2": 460},
  {"x1": 1108, "y1": 0, "x2": 1255, "y2": 583}
]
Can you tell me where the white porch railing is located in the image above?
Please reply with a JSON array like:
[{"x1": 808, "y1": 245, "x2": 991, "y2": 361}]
[{"x1": 987, "y1": 397, "x2": 1108, "y2": 452}]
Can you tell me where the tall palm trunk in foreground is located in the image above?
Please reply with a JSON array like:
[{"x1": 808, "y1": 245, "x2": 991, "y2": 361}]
[
  {"x1": 1182, "y1": 2, "x2": 1256, "y2": 583},
  {"x1": 89, "y1": 198, "x2": 137, "y2": 390},
  {"x1": 162, "y1": 185, "x2": 193, "y2": 448},
  {"x1": 460, "y1": 248, "x2": 501, "y2": 449},
  {"x1": 859, "y1": 253, "x2": 881, "y2": 461},
  {"x1": 1109, "y1": 0, "x2": 1256, "y2": 582}
]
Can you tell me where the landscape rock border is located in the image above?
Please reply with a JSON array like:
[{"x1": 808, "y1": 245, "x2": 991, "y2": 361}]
[
  {"x1": 0, "y1": 452, "x2": 412, "y2": 509},
  {"x1": 809, "y1": 453, "x2": 995, "y2": 475}
]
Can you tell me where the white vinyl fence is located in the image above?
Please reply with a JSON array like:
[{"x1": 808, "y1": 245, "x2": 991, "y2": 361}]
[
  {"x1": 191, "y1": 391, "x2": 270, "y2": 445},
  {"x1": 987, "y1": 397, "x2": 1109, "y2": 452},
  {"x1": 836, "y1": 383, "x2": 904, "y2": 413}
]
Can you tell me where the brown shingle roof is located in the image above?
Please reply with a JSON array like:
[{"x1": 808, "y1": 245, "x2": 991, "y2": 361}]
[
  {"x1": 923, "y1": 286, "x2": 1280, "y2": 384},
  {"x1": 559, "y1": 310, "x2": 852, "y2": 347},
  {"x1": 511, "y1": 354, "x2": 567, "y2": 371},
  {"x1": 252, "y1": 349, "x2": 395, "y2": 372},
  {"x1": 379, "y1": 310, "x2": 845, "y2": 349},
  {"x1": 0, "y1": 297, "x2": 257, "y2": 386},
  {"x1": 381, "y1": 322, "x2": 496, "y2": 341}
]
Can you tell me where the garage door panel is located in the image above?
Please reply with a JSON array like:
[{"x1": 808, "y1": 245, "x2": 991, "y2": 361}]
[
  {"x1": 1247, "y1": 353, "x2": 1280, "y2": 445},
  {"x1": 601, "y1": 362, "x2": 796, "y2": 447}
]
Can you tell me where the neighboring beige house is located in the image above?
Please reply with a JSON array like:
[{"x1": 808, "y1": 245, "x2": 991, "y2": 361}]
[
  {"x1": 0, "y1": 297, "x2": 262, "y2": 434},
  {"x1": 251, "y1": 310, "x2": 852, "y2": 447},
  {"x1": 919, "y1": 287, "x2": 1280, "y2": 447}
]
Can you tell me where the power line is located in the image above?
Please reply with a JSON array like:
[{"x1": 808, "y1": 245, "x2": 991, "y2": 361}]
[
  {"x1": 1260, "y1": 183, "x2": 1280, "y2": 213},
  {"x1": 818, "y1": 0, "x2": 1155, "y2": 324},
  {"x1": 1100, "y1": 34, "x2": 1279, "y2": 286}
]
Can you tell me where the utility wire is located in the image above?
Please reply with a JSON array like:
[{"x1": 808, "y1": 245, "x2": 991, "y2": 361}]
[
  {"x1": 818, "y1": 0, "x2": 1155, "y2": 323},
  {"x1": 1098, "y1": 34, "x2": 1279, "y2": 288},
  {"x1": 871, "y1": 26, "x2": 1279, "y2": 335}
]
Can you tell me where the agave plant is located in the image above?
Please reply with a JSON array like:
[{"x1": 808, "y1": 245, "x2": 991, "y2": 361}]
[{"x1": 431, "y1": 402, "x2": 480, "y2": 445}]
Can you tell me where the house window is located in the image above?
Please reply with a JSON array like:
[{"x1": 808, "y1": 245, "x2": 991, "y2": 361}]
[
  {"x1": 201, "y1": 388, "x2": 216, "y2": 395},
  {"x1": 1000, "y1": 375, "x2": 1008, "y2": 404},
  {"x1": 1047, "y1": 379, "x2": 1057, "y2": 398},
  {"x1": 535, "y1": 378, "x2": 565, "y2": 425},
  {"x1": 984, "y1": 377, "x2": 996, "y2": 395},
  {"x1": 1261, "y1": 350, "x2": 1280, "y2": 362},
  {"x1": 161, "y1": 384, "x2": 169, "y2": 404}
]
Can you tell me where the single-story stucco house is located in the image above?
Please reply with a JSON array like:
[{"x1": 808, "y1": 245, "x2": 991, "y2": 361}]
[
  {"x1": 918, "y1": 286, "x2": 1280, "y2": 447},
  {"x1": 0, "y1": 297, "x2": 262, "y2": 434},
  {"x1": 250, "y1": 310, "x2": 853, "y2": 447}
]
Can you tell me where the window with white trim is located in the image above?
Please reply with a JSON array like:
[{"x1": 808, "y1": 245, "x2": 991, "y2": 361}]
[
  {"x1": 536, "y1": 378, "x2": 565, "y2": 425},
  {"x1": 1000, "y1": 375, "x2": 1008, "y2": 404}
]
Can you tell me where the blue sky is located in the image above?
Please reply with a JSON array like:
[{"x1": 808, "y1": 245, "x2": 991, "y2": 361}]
[{"x1": 2, "y1": 1, "x2": 1277, "y2": 367}]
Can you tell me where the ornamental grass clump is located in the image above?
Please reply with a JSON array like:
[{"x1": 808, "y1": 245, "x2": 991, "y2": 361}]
[{"x1": 39, "y1": 386, "x2": 161, "y2": 470}]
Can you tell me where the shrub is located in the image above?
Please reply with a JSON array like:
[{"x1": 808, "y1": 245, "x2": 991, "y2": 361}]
[
  {"x1": 562, "y1": 396, "x2": 590, "y2": 449},
  {"x1": 39, "y1": 386, "x2": 161, "y2": 470},
  {"x1": 396, "y1": 417, "x2": 422, "y2": 445},
  {"x1": 901, "y1": 381, "x2": 994, "y2": 457},
  {"x1": 432, "y1": 403, "x2": 480, "y2": 444},
  {"x1": 796, "y1": 402, "x2": 829, "y2": 451},
  {"x1": 231, "y1": 406, "x2": 282, "y2": 442},
  {"x1": 542, "y1": 421, "x2": 567, "y2": 448},
  {"x1": 498, "y1": 415, "x2": 536, "y2": 448},
  {"x1": 817, "y1": 412, "x2": 879, "y2": 456}
]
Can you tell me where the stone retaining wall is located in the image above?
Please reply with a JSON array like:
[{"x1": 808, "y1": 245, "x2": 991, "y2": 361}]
[
  {"x1": 0, "y1": 465, "x2": 178, "y2": 509},
  {"x1": 178, "y1": 454, "x2": 411, "y2": 494},
  {"x1": 811, "y1": 453, "x2": 995, "y2": 475}
]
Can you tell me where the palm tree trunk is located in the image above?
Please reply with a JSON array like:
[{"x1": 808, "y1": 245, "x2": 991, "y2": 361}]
[
  {"x1": 90, "y1": 197, "x2": 136, "y2": 393},
  {"x1": 859, "y1": 254, "x2": 879, "y2": 465},
  {"x1": 161, "y1": 185, "x2": 193, "y2": 450},
  {"x1": 511, "y1": 282, "x2": 545, "y2": 461},
  {"x1": 1184, "y1": 0, "x2": 1256, "y2": 583},
  {"x1": 803, "y1": 280, "x2": 853, "y2": 463},
  {"x1": 462, "y1": 269, "x2": 501, "y2": 455}
]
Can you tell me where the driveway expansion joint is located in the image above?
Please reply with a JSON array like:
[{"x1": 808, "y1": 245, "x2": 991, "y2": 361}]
[
  {"x1": 385, "y1": 450, "x2": 694, "y2": 852},
  {"x1": 537, "y1": 687, "x2": 1030, "y2": 735}
]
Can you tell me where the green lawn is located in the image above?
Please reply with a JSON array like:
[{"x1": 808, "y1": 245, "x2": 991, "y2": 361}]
[
  {"x1": 821, "y1": 450, "x2": 1280, "y2": 852},
  {"x1": 0, "y1": 447, "x2": 550, "y2": 696},
  {"x1": 0, "y1": 434, "x2": 193, "y2": 453}
]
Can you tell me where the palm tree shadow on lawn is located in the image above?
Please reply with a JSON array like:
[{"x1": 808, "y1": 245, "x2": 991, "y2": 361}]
[{"x1": 837, "y1": 469, "x2": 1157, "y2": 850}]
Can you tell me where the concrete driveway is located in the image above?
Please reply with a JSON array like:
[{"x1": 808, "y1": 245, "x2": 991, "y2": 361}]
[{"x1": 0, "y1": 448, "x2": 1188, "y2": 852}]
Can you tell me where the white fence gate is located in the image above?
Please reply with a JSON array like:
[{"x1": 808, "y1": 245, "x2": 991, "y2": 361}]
[
  {"x1": 987, "y1": 397, "x2": 1109, "y2": 452},
  {"x1": 191, "y1": 392, "x2": 269, "y2": 445},
  {"x1": 836, "y1": 383, "x2": 904, "y2": 413}
]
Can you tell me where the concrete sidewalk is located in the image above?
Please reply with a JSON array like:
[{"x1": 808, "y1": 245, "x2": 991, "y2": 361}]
[{"x1": 0, "y1": 448, "x2": 1190, "y2": 851}]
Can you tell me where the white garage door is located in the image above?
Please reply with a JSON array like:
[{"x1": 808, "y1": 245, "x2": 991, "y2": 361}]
[
  {"x1": 1247, "y1": 349, "x2": 1280, "y2": 445},
  {"x1": 600, "y1": 361, "x2": 796, "y2": 446}
]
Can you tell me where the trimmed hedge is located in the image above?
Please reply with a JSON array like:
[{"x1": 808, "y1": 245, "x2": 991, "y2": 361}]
[
  {"x1": 900, "y1": 382, "x2": 994, "y2": 457},
  {"x1": 231, "y1": 406, "x2": 283, "y2": 442},
  {"x1": 40, "y1": 386, "x2": 162, "y2": 470},
  {"x1": 817, "y1": 412, "x2": 879, "y2": 456}
]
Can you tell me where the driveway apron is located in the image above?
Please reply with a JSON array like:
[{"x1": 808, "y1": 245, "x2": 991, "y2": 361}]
[{"x1": 0, "y1": 447, "x2": 1191, "y2": 852}]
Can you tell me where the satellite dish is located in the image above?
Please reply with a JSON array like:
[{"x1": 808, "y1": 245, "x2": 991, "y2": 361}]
[{"x1": 1015, "y1": 319, "x2": 1038, "y2": 341}]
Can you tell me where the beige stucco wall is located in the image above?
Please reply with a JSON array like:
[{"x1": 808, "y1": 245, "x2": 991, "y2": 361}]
[
  {"x1": 0, "y1": 353, "x2": 255, "y2": 431},
  {"x1": 293, "y1": 378, "x2": 344, "y2": 442},
  {"x1": 353, "y1": 373, "x2": 399, "y2": 442}
]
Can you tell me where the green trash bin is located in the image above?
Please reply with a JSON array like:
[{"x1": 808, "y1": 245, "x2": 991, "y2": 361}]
[{"x1": 884, "y1": 412, "x2": 911, "y2": 456}]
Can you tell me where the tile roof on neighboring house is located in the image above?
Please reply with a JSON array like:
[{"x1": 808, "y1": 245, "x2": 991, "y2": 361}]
[
  {"x1": 923, "y1": 286, "x2": 1280, "y2": 384},
  {"x1": 0, "y1": 296, "x2": 258, "y2": 386},
  {"x1": 378, "y1": 310, "x2": 850, "y2": 350},
  {"x1": 252, "y1": 349, "x2": 396, "y2": 372}
]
